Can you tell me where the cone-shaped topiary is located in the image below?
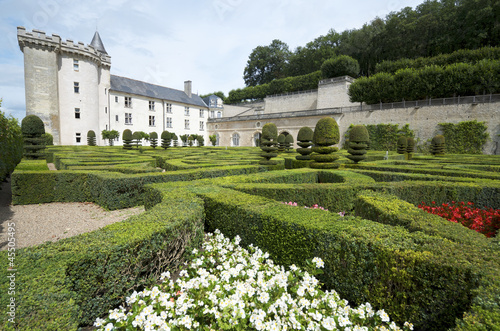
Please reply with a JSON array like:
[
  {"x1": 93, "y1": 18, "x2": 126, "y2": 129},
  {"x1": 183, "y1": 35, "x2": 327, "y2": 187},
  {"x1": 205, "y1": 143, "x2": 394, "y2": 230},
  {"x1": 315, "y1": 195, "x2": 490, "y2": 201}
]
[
  {"x1": 296, "y1": 126, "x2": 314, "y2": 160},
  {"x1": 161, "y1": 131, "x2": 172, "y2": 149},
  {"x1": 346, "y1": 125, "x2": 369, "y2": 163},
  {"x1": 21, "y1": 114, "x2": 46, "y2": 159},
  {"x1": 277, "y1": 133, "x2": 286, "y2": 152},
  {"x1": 132, "y1": 131, "x2": 142, "y2": 148},
  {"x1": 310, "y1": 117, "x2": 340, "y2": 169},
  {"x1": 284, "y1": 134, "x2": 294, "y2": 153},
  {"x1": 87, "y1": 130, "x2": 96, "y2": 146},
  {"x1": 397, "y1": 136, "x2": 407, "y2": 154},
  {"x1": 430, "y1": 135, "x2": 445, "y2": 156},
  {"x1": 122, "y1": 129, "x2": 133, "y2": 150},
  {"x1": 149, "y1": 132, "x2": 158, "y2": 148},
  {"x1": 259, "y1": 123, "x2": 278, "y2": 165}
]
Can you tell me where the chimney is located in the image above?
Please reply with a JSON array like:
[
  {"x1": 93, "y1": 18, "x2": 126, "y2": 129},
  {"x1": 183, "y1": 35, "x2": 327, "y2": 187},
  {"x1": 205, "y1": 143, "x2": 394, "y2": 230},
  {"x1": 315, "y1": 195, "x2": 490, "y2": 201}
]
[{"x1": 184, "y1": 80, "x2": 192, "y2": 98}]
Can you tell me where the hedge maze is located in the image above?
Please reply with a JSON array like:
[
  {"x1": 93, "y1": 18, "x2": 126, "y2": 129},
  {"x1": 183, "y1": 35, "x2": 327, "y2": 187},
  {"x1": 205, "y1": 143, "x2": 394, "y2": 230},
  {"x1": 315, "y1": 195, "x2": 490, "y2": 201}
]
[{"x1": 1, "y1": 146, "x2": 499, "y2": 330}]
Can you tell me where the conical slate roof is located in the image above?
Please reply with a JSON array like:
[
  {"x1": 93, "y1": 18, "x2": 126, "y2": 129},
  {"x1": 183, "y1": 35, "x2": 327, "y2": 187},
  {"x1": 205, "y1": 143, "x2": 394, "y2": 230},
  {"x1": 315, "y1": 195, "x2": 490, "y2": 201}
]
[{"x1": 90, "y1": 31, "x2": 107, "y2": 54}]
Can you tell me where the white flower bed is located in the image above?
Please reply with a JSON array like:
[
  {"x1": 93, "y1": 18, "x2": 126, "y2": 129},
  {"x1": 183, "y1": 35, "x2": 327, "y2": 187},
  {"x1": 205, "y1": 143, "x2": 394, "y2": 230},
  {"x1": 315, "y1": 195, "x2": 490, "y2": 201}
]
[{"x1": 95, "y1": 230, "x2": 413, "y2": 331}]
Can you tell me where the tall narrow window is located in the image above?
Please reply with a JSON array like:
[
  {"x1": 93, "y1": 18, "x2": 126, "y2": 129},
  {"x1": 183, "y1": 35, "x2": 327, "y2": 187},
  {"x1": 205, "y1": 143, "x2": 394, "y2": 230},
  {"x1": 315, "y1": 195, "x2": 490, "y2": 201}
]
[
  {"x1": 149, "y1": 101, "x2": 155, "y2": 111},
  {"x1": 75, "y1": 133, "x2": 81, "y2": 143},
  {"x1": 105, "y1": 107, "x2": 107, "y2": 114},
  {"x1": 73, "y1": 59, "x2": 79, "y2": 71},
  {"x1": 166, "y1": 117, "x2": 172, "y2": 128},
  {"x1": 217, "y1": 111, "x2": 222, "y2": 118},
  {"x1": 210, "y1": 110, "x2": 215, "y2": 118},
  {"x1": 199, "y1": 109, "x2": 204, "y2": 118},
  {"x1": 115, "y1": 96, "x2": 118, "y2": 102},
  {"x1": 149, "y1": 115, "x2": 155, "y2": 127},
  {"x1": 184, "y1": 119, "x2": 190, "y2": 129},
  {"x1": 232, "y1": 133, "x2": 240, "y2": 146},
  {"x1": 199, "y1": 121, "x2": 204, "y2": 131},
  {"x1": 184, "y1": 107, "x2": 190, "y2": 116},
  {"x1": 125, "y1": 97, "x2": 132, "y2": 108},
  {"x1": 125, "y1": 113, "x2": 132, "y2": 124},
  {"x1": 74, "y1": 108, "x2": 80, "y2": 119},
  {"x1": 74, "y1": 82, "x2": 79, "y2": 93},
  {"x1": 166, "y1": 103, "x2": 172, "y2": 113},
  {"x1": 115, "y1": 115, "x2": 119, "y2": 122}
]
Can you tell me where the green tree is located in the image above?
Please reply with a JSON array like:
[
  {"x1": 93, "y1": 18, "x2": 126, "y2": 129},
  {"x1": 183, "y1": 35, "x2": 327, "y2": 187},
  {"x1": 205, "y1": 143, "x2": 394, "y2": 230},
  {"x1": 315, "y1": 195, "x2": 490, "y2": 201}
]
[
  {"x1": 200, "y1": 91, "x2": 226, "y2": 102},
  {"x1": 161, "y1": 131, "x2": 172, "y2": 149},
  {"x1": 102, "y1": 130, "x2": 119, "y2": 146},
  {"x1": 122, "y1": 129, "x2": 133, "y2": 150},
  {"x1": 149, "y1": 132, "x2": 158, "y2": 148},
  {"x1": 243, "y1": 39, "x2": 291, "y2": 86},
  {"x1": 0, "y1": 99, "x2": 24, "y2": 181},
  {"x1": 320, "y1": 55, "x2": 360, "y2": 78},
  {"x1": 209, "y1": 134, "x2": 217, "y2": 146}
]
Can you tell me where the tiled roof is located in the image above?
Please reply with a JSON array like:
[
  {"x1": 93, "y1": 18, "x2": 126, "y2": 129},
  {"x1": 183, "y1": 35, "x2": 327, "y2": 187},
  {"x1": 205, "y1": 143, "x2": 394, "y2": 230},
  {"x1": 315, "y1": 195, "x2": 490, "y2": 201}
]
[
  {"x1": 90, "y1": 31, "x2": 107, "y2": 54},
  {"x1": 110, "y1": 75, "x2": 208, "y2": 108}
]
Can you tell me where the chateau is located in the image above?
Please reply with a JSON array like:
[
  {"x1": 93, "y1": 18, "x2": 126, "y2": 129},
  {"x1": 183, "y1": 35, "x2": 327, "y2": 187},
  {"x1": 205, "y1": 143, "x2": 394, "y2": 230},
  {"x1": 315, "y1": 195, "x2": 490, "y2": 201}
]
[
  {"x1": 17, "y1": 27, "x2": 216, "y2": 146},
  {"x1": 18, "y1": 27, "x2": 499, "y2": 153}
]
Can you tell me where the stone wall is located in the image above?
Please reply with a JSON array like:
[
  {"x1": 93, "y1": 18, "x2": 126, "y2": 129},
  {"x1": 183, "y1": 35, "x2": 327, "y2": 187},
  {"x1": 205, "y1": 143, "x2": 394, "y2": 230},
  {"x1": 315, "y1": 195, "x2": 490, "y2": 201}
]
[
  {"x1": 264, "y1": 91, "x2": 318, "y2": 113},
  {"x1": 317, "y1": 76, "x2": 357, "y2": 109}
]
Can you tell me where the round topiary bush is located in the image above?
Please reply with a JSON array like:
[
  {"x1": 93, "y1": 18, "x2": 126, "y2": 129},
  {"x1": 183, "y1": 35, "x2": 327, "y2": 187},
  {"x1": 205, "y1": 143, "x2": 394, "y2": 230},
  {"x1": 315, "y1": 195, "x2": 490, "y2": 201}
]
[
  {"x1": 397, "y1": 136, "x2": 407, "y2": 154},
  {"x1": 296, "y1": 127, "x2": 314, "y2": 160},
  {"x1": 21, "y1": 114, "x2": 46, "y2": 159},
  {"x1": 259, "y1": 123, "x2": 279, "y2": 165},
  {"x1": 132, "y1": 131, "x2": 142, "y2": 148},
  {"x1": 161, "y1": 131, "x2": 172, "y2": 149},
  {"x1": 277, "y1": 133, "x2": 286, "y2": 152},
  {"x1": 87, "y1": 130, "x2": 96, "y2": 146},
  {"x1": 320, "y1": 55, "x2": 360, "y2": 79},
  {"x1": 310, "y1": 117, "x2": 340, "y2": 169},
  {"x1": 284, "y1": 134, "x2": 294, "y2": 153},
  {"x1": 122, "y1": 129, "x2": 133, "y2": 150},
  {"x1": 430, "y1": 135, "x2": 446, "y2": 156},
  {"x1": 172, "y1": 133, "x2": 179, "y2": 147},
  {"x1": 346, "y1": 125, "x2": 369, "y2": 164},
  {"x1": 150, "y1": 132, "x2": 158, "y2": 149},
  {"x1": 42, "y1": 133, "x2": 54, "y2": 146}
]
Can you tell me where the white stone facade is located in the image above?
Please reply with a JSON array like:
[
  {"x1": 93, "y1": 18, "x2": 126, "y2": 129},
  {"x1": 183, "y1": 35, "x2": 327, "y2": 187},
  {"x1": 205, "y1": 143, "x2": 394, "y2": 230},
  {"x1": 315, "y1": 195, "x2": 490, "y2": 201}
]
[{"x1": 18, "y1": 27, "x2": 209, "y2": 146}]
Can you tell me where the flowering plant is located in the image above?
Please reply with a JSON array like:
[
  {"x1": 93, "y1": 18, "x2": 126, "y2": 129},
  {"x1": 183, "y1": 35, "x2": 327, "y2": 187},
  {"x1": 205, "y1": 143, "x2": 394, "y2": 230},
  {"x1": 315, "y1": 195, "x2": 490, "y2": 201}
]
[
  {"x1": 282, "y1": 201, "x2": 346, "y2": 217},
  {"x1": 418, "y1": 201, "x2": 500, "y2": 238},
  {"x1": 95, "y1": 230, "x2": 413, "y2": 330}
]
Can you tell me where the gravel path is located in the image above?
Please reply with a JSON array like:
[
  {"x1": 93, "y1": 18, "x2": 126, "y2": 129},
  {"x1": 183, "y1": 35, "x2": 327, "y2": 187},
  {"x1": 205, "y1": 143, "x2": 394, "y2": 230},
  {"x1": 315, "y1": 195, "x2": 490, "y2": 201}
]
[{"x1": 0, "y1": 177, "x2": 144, "y2": 251}]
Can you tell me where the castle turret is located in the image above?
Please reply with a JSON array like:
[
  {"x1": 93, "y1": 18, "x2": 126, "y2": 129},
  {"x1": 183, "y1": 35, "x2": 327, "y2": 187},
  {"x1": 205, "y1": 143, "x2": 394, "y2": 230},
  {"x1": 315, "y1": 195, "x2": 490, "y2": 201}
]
[{"x1": 18, "y1": 27, "x2": 111, "y2": 145}]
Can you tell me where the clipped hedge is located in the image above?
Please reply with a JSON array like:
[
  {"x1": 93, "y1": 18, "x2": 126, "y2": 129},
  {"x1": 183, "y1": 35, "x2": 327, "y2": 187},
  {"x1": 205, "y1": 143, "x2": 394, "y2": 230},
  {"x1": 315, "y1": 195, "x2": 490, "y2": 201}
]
[
  {"x1": 195, "y1": 186, "x2": 487, "y2": 330},
  {"x1": 0, "y1": 183, "x2": 204, "y2": 330},
  {"x1": 438, "y1": 120, "x2": 489, "y2": 154},
  {"x1": 0, "y1": 109, "x2": 23, "y2": 181}
]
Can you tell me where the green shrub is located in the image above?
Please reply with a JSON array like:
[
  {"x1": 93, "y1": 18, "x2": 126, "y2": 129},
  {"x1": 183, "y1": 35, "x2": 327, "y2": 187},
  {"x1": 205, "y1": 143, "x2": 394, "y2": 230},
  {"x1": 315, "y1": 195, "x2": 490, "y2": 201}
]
[
  {"x1": 0, "y1": 107, "x2": 23, "y2": 181},
  {"x1": 311, "y1": 117, "x2": 339, "y2": 169},
  {"x1": 296, "y1": 126, "x2": 314, "y2": 160},
  {"x1": 41, "y1": 132, "x2": 54, "y2": 146},
  {"x1": 87, "y1": 130, "x2": 96, "y2": 146},
  {"x1": 397, "y1": 136, "x2": 407, "y2": 154},
  {"x1": 209, "y1": 134, "x2": 217, "y2": 146},
  {"x1": 320, "y1": 55, "x2": 360, "y2": 78},
  {"x1": 277, "y1": 133, "x2": 286, "y2": 152},
  {"x1": 439, "y1": 120, "x2": 489, "y2": 154},
  {"x1": 149, "y1": 132, "x2": 158, "y2": 148},
  {"x1": 259, "y1": 123, "x2": 279, "y2": 165},
  {"x1": 161, "y1": 131, "x2": 172, "y2": 149},
  {"x1": 21, "y1": 114, "x2": 46, "y2": 159},
  {"x1": 132, "y1": 131, "x2": 142, "y2": 148},
  {"x1": 101, "y1": 130, "x2": 119, "y2": 146},
  {"x1": 122, "y1": 129, "x2": 133, "y2": 150},
  {"x1": 284, "y1": 134, "x2": 294, "y2": 153},
  {"x1": 430, "y1": 135, "x2": 445, "y2": 155},
  {"x1": 346, "y1": 125, "x2": 369, "y2": 163}
]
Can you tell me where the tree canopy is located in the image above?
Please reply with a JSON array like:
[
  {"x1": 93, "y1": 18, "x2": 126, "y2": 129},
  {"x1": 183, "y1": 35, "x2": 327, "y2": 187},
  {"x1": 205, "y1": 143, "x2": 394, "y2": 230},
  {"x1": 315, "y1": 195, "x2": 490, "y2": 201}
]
[{"x1": 243, "y1": 39, "x2": 291, "y2": 86}]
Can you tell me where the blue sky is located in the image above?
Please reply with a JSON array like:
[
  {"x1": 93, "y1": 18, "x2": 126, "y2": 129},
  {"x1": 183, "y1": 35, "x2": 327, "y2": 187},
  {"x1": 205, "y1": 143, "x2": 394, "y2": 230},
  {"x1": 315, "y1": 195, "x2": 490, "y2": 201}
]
[{"x1": 0, "y1": 0, "x2": 424, "y2": 121}]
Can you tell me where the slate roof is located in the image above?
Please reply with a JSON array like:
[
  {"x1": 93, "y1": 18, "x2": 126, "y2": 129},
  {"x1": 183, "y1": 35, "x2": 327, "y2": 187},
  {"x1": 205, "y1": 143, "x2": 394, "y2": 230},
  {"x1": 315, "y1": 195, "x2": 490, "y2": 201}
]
[
  {"x1": 110, "y1": 75, "x2": 208, "y2": 108},
  {"x1": 90, "y1": 31, "x2": 108, "y2": 54}
]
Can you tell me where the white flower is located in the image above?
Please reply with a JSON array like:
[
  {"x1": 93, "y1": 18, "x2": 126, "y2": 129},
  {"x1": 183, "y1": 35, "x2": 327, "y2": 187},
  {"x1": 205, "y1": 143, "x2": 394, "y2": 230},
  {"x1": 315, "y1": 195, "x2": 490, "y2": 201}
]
[
  {"x1": 312, "y1": 257, "x2": 324, "y2": 268},
  {"x1": 258, "y1": 291, "x2": 270, "y2": 303},
  {"x1": 104, "y1": 323, "x2": 114, "y2": 331},
  {"x1": 322, "y1": 316, "x2": 336, "y2": 330},
  {"x1": 378, "y1": 309, "x2": 390, "y2": 323},
  {"x1": 94, "y1": 317, "x2": 106, "y2": 327}
]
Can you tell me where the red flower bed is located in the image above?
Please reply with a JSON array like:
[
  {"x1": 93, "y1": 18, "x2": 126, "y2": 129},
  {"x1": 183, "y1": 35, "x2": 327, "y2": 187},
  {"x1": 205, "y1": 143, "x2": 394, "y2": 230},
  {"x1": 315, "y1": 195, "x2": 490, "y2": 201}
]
[{"x1": 418, "y1": 201, "x2": 500, "y2": 238}]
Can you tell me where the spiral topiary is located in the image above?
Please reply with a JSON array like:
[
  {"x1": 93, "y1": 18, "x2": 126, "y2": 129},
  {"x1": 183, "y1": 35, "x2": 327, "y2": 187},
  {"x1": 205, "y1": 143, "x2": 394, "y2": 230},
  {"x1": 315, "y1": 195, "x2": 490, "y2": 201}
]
[
  {"x1": 296, "y1": 127, "x2": 314, "y2": 160},
  {"x1": 397, "y1": 136, "x2": 407, "y2": 155},
  {"x1": 172, "y1": 133, "x2": 179, "y2": 147},
  {"x1": 346, "y1": 125, "x2": 369, "y2": 164},
  {"x1": 284, "y1": 134, "x2": 294, "y2": 153},
  {"x1": 259, "y1": 123, "x2": 278, "y2": 165},
  {"x1": 21, "y1": 114, "x2": 46, "y2": 159},
  {"x1": 277, "y1": 133, "x2": 286, "y2": 152},
  {"x1": 149, "y1": 132, "x2": 158, "y2": 149},
  {"x1": 430, "y1": 135, "x2": 445, "y2": 156},
  {"x1": 132, "y1": 131, "x2": 142, "y2": 148},
  {"x1": 406, "y1": 137, "x2": 415, "y2": 159},
  {"x1": 122, "y1": 129, "x2": 133, "y2": 150},
  {"x1": 161, "y1": 131, "x2": 172, "y2": 149},
  {"x1": 87, "y1": 130, "x2": 96, "y2": 146},
  {"x1": 310, "y1": 117, "x2": 340, "y2": 169}
]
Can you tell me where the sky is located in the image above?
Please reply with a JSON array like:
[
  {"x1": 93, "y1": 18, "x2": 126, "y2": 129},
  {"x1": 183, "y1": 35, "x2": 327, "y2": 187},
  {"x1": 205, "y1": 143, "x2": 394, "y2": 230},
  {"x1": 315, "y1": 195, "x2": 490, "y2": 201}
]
[{"x1": 0, "y1": 0, "x2": 425, "y2": 122}]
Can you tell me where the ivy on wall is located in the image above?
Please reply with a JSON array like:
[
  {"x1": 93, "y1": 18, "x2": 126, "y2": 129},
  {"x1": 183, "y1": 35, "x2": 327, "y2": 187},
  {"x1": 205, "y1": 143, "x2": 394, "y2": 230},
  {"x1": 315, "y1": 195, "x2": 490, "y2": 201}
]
[
  {"x1": 438, "y1": 120, "x2": 489, "y2": 154},
  {"x1": 343, "y1": 123, "x2": 414, "y2": 151}
]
